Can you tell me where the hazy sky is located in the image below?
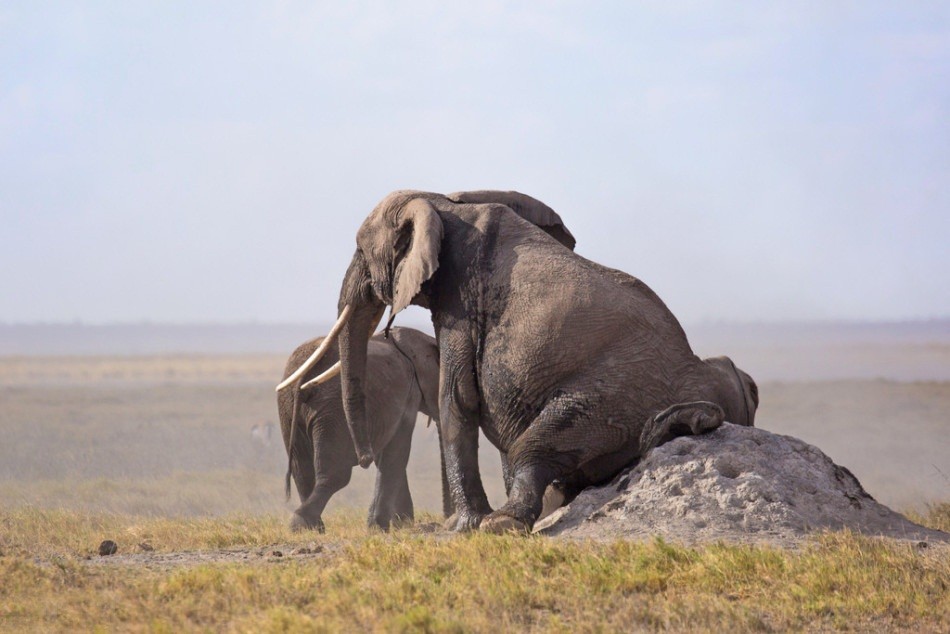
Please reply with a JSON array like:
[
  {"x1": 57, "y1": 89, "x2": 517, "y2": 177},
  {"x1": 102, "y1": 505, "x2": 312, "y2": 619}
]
[{"x1": 2, "y1": 2, "x2": 948, "y2": 324}]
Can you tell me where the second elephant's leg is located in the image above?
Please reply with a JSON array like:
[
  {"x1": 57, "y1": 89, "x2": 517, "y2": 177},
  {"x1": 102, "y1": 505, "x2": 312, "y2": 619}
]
[
  {"x1": 291, "y1": 423, "x2": 354, "y2": 533},
  {"x1": 368, "y1": 415, "x2": 415, "y2": 531},
  {"x1": 291, "y1": 467, "x2": 352, "y2": 533}
]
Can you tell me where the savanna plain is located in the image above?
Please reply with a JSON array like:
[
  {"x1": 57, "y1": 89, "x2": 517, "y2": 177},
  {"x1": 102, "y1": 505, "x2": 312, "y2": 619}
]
[{"x1": 1, "y1": 326, "x2": 948, "y2": 632}]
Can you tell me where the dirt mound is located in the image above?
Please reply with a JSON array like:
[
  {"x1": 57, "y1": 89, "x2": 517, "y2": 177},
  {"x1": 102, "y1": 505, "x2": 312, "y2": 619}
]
[{"x1": 536, "y1": 423, "x2": 948, "y2": 545}]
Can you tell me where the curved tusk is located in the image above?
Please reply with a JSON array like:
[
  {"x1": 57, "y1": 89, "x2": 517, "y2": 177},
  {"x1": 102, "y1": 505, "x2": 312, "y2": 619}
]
[
  {"x1": 300, "y1": 305, "x2": 386, "y2": 390},
  {"x1": 300, "y1": 361, "x2": 341, "y2": 390},
  {"x1": 275, "y1": 304, "x2": 353, "y2": 392},
  {"x1": 298, "y1": 307, "x2": 385, "y2": 391}
]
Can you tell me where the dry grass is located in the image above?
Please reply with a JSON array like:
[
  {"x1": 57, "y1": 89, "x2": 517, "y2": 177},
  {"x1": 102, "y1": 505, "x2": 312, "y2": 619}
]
[
  {"x1": 0, "y1": 508, "x2": 300, "y2": 558},
  {"x1": 1, "y1": 508, "x2": 948, "y2": 632},
  {"x1": 2, "y1": 354, "x2": 949, "y2": 631},
  {"x1": 909, "y1": 503, "x2": 950, "y2": 534},
  {"x1": 0, "y1": 471, "x2": 289, "y2": 518}
]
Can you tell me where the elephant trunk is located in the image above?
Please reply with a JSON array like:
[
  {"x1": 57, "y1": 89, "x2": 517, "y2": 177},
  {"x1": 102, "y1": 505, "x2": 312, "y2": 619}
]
[{"x1": 338, "y1": 300, "x2": 385, "y2": 469}]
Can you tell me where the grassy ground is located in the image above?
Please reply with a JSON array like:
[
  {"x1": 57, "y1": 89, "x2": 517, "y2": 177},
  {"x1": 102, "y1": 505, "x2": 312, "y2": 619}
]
[
  {"x1": 1, "y1": 507, "x2": 948, "y2": 632},
  {"x1": 2, "y1": 355, "x2": 948, "y2": 631}
]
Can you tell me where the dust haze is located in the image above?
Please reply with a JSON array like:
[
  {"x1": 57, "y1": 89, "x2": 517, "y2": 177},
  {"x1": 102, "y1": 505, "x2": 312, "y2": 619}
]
[{"x1": 1, "y1": 320, "x2": 947, "y2": 522}]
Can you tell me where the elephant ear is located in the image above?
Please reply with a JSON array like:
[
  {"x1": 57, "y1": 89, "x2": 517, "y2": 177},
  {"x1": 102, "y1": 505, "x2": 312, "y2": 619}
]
[
  {"x1": 447, "y1": 190, "x2": 576, "y2": 251},
  {"x1": 392, "y1": 198, "x2": 443, "y2": 315}
]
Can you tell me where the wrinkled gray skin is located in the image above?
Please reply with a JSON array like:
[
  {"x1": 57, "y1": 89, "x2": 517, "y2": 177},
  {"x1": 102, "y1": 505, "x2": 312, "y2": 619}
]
[
  {"x1": 551, "y1": 354, "x2": 758, "y2": 506},
  {"x1": 334, "y1": 190, "x2": 759, "y2": 533},
  {"x1": 277, "y1": 327, "x2": 441, "y2": 532}
]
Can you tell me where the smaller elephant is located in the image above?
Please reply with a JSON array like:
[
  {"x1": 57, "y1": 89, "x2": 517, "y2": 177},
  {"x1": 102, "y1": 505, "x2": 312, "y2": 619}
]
[{"x1": 276, "y1": 327, "x2": 441, "y2": 532}]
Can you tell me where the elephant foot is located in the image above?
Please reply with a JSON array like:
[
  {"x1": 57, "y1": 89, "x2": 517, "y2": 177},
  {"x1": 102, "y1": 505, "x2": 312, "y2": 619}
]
[
  {"x1": 290, "y1": 513, "x2": 325, "y2": 534},
  {"x1": 480, "y1": 512, "x2": 530, "y2": 535}
]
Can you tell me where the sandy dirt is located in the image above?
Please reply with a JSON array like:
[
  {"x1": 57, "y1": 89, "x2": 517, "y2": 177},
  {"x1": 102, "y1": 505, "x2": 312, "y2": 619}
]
[{"x1": 75, "y1": 522, "x2": 450, "y2": 570}]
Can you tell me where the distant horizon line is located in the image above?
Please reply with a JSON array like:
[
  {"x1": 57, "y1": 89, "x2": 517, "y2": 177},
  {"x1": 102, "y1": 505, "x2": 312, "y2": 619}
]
[{"x1": 1, "y1": 317, "x2": 949, "y2": 328}]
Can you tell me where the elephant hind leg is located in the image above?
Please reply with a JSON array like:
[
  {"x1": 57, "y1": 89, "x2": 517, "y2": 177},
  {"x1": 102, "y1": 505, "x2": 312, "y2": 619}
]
[
  {"x1": 368, "y1": 413, "x2": 416, "y2": 531},
  {"x1": 545, "y1": 401, "x2": 726, "y2": 521},
  {"x1": 482, "y1": 393, "x2": 628, "y2": 534}
]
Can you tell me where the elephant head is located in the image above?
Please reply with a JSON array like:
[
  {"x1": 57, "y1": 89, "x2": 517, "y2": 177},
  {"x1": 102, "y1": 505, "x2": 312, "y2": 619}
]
[
  {"x1": 704, "y1": 356, "x2": 759, "y2": 427},
  {"x1": 300, "y1": 190, "x2": 574, "y2": 467}
]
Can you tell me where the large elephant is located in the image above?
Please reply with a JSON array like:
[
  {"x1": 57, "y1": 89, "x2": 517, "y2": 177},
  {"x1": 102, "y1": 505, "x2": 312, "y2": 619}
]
[
  {"x1": 276, "y1": 327, "x2": 441, "y2": 532},
  {"x1": 319, "y1": 190, "x2": 758, "y2": 533}
]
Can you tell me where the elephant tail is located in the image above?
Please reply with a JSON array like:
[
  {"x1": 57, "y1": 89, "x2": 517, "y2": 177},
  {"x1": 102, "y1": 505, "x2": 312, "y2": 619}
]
[{"x1": 285, "y1": 383, "x2": 304, "y2": 502}]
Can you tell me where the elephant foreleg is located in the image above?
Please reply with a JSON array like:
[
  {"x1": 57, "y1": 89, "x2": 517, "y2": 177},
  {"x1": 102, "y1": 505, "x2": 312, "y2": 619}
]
[
  {"x1": 291, "y1": 467, "x2": 352, "y2": 533},
  {"x1": 291, "y1": 422, "x2": 353, "y2": 533},
  {"x1": 435, "y1": 419, "x2": 454, "y2": 519},
  {"x1": 440, "y1": 346, "x2": 493, "y2": 531}
]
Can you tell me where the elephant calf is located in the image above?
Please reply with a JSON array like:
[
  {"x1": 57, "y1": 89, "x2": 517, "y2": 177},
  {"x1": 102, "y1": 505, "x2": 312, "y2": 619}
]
[{"x1": 276, "y1": 327, "x2": 441, "y2": 532}]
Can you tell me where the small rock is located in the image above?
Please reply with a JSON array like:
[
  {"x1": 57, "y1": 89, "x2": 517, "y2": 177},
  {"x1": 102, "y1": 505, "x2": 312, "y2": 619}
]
[
  {"x1": 98, "y1": 540, "x2": 118, "y2": 556},
  {"x1": 269, "y1": 550, "x2": 283, "y2": 558},
  {"x1": 916, "y1": 541, "x2": 929, "y2": 550},
  {"x1": 138, "y1": 542, "x2": 154, "y2": 552}
]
